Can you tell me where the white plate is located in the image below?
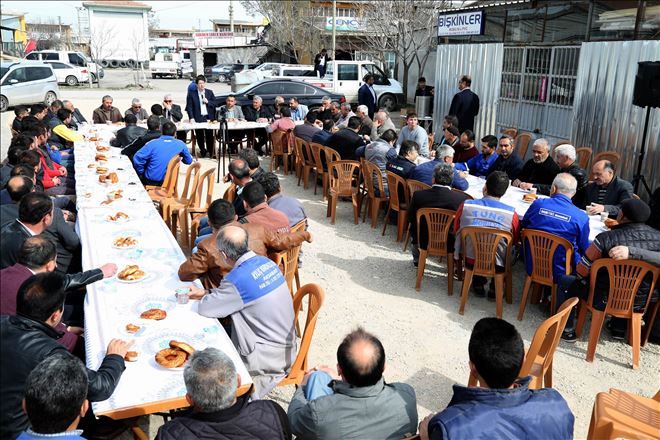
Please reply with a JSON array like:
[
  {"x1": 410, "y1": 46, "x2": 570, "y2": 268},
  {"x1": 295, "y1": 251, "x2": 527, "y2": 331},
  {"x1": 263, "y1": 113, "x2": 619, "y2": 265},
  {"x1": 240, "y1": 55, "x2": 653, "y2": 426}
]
[
  {"x1": 116, "y1": 266, "x2": 148, "y2": 283},
  {"x1": 133, "y1": 296, "x2": 176, "y2": 315},
  {"x1": 117, "y1": 319, "x2": 150, "y2": 337}
]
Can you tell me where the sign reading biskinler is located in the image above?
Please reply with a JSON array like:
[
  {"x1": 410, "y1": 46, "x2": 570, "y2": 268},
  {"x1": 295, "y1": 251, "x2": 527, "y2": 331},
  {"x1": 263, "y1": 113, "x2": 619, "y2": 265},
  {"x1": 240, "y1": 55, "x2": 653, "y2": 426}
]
[{"x1": 437, "y1": 10, "x2": 485, "y2": 37}]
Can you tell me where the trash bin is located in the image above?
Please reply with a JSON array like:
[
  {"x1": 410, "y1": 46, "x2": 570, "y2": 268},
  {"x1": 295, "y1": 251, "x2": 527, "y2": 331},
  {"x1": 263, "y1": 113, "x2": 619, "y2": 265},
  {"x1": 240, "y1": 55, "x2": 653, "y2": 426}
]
[{"x1": 415, "y1": 96, "x2": 432, "y2": 118}]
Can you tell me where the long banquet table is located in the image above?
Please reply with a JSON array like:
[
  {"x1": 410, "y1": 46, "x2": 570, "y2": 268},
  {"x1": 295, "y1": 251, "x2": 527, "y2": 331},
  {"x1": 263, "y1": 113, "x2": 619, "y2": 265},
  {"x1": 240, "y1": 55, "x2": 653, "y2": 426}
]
[{"x1": 74, "y1": 126, "x2": 252, "y2": 419}]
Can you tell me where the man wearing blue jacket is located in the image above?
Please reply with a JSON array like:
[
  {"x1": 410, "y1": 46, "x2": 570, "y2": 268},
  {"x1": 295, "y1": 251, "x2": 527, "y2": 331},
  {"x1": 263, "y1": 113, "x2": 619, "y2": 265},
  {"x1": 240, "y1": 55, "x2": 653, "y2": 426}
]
[
  {"x1": 133, "y1": 122, "x2": 193, "y2": 186},
  {"x1": 455, "y1": 134, "x2": 498, "y2": 177},
  {"x1": 410, "y1": 144, "x2": 468, "y2": 191}
]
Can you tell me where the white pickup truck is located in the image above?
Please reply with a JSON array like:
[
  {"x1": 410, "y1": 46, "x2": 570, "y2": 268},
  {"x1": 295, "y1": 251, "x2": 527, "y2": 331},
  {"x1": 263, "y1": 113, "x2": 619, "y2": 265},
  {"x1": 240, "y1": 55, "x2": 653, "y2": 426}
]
[
  {"x1": 294, "y1": 60, "x2": 404, "y2": 111},
  {"x1": 150, "y1": 52, "x2": 191, "y2": 79}
]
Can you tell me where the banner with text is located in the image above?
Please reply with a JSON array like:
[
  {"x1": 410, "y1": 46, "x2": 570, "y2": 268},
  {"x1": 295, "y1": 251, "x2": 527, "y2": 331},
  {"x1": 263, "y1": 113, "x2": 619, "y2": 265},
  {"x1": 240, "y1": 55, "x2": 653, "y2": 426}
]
[{"x1": 437, "y1": 10, "x2": 484, "y2": 37}]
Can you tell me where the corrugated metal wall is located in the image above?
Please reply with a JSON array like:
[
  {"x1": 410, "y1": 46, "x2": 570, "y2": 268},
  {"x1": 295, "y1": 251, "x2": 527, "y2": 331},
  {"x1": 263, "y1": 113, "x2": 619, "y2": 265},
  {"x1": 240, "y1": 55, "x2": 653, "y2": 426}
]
[
  {"x1": 572, "y1": 40, "x2": 660, "y2": 193},
  {"x1": 433, "y1": 43, "x2": 504, "y2": 137}
]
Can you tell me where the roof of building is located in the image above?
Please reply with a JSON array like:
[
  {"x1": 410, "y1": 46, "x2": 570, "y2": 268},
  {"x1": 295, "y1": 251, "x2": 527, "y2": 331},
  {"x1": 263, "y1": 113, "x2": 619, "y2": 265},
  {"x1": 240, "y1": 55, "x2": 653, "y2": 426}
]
[{"x1": 82, "y1": 1, "x2": 152, "y2": 10}]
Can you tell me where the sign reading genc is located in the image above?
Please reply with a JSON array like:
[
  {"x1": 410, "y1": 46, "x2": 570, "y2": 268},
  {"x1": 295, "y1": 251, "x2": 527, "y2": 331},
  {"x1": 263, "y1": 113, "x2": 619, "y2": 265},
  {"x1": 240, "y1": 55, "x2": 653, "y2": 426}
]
[{"x1": 437, "y1": 10, "x2": 484, "y2": 37}]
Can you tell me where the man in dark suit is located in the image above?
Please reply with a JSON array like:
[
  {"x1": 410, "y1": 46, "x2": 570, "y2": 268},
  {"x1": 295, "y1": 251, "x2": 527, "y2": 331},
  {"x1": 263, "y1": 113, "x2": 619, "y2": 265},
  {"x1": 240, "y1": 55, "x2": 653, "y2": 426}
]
[
  {"x1": 326, "y1": 116, "x2": 366, "y2": 160},
  {"x1": 62, "y1": 100, "x2": 86, "y2": 130},
  {"x1": 358, "y1": 74, "x2": 377, "y2": 119},
  {"x1": 449, "y1": 75, "x2": 480, "y2": 132},
  {"x1": 243, "y1": 95, "x2": 273, "y2": 153},
  {"x1": 407, "y1": 162, "x2": 471, "y2": 266},
  {"x1": 163, "y1": 94, "x2": 183, "y2": 122},
  {"x1": 121, "y1": 115, "x2": 162, "y2": 161},
  {"x1": 185, "y1": 75, "x2": 216, "y2": 158},
  {"x1": 110, "y1": 114, "x2": 147, "y2": 148},
  {"x1": 0, "y1": 192, "x2": 53, "y2": 269}
]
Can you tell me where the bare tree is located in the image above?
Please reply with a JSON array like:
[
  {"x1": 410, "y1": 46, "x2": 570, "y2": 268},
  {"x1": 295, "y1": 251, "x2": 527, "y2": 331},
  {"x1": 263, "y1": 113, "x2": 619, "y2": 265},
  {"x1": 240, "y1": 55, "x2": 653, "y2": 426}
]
[
  {"x1": 129, "y1": 28, "x2": 148, "y2": 87},
  {"x1": 242, "y1": 0, "x2": 322, "y2": 63},
  {"x1": 88, "y1": 23, "x2": 115, "y2": 88}
]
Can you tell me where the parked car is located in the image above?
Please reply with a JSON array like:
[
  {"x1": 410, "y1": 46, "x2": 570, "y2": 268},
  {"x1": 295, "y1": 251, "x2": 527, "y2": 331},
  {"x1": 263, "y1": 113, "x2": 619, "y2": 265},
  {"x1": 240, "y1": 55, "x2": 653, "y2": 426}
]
[
  {"x1": 270, "y1": 64, "x2": 316, "y2": 78},
  {"x1": 205, "y1": 63, "x2": 257, "y2": 83},
  {"x1": 150, "y1": 52, "x2": 187, "y2": 79},
  {"x1": 214, "y1": 79, "x2": 345, "y2": 111},
  {"x1": 24, "y1": 50, "x2": 104, "y2": 82},
  {"x1": 0, "y1": 61, "x2": 59, "y2": 112},
  {"x1": 251, "y1": 62, "x2": 287, "y2": 79},
  {"x1": 44, "y1": 61, "x2": 89, "y2": 86}
]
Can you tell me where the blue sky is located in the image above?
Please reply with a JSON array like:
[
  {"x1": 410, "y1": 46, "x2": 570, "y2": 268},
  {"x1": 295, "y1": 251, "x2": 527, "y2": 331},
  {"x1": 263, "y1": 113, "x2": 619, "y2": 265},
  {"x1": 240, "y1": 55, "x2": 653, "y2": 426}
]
[{"x1": 2, "y1": 1, "x2": 261, "y2": 30}]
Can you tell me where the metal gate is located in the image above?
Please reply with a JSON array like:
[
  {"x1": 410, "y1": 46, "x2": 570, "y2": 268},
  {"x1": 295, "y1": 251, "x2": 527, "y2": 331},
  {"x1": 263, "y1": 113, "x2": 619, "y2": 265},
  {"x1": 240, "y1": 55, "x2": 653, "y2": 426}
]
[{"x1": 497, "y1": 46, "x2": 580, "y2": 143}]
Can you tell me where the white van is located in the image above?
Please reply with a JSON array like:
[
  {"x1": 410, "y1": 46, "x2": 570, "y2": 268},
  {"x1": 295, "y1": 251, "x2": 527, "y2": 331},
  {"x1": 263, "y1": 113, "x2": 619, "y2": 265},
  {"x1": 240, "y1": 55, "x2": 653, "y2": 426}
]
[
  {"x1": 0, "y1": 61, "x2": 59, "y2": 112},
  {"x1": 24, "y1": 50, "x2": 104, "y2": 82}
]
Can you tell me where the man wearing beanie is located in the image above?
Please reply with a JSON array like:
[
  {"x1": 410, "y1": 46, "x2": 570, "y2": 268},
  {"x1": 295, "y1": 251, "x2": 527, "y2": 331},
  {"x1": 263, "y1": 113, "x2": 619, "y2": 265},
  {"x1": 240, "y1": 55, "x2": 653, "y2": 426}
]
[{"x1": 557, "y1": 198, "x2": 660, "y2": 341}]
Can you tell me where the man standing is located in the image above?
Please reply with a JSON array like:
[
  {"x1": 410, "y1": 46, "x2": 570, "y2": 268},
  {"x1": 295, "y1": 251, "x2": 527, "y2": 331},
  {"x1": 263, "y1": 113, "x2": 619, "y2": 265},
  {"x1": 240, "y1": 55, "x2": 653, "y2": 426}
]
[
  {"x1": 415, "y1": 77, "x2": 434, "y2": 101},
  {"x1": 397, "y1": 113, "x2": 429, "y2": 157},
  {"x1": 486, "y1": 134, "x2": 523, "y2": 180},
  {"x1": 336, "y1": 103, "x2": 356, "y2": 129},
  {"x1": 448, "y1": 75, "x2": 480, "y2": 132},
  {"x1": 358, "y1": 74, "x2": 377, "y2": 119},
  {"x1": 190, "y1": 226, "x2": 297, "y2": 397},
  {"x1": 521, "y1": 173, "x2": 590, "y2": 286},
  {"x1": 110, "y1": 114, "x2": 147, "y2": 148},
  {"x1": 124, "y1": 98, "x2": 149, "y2": 121},
  {"x1": 133, "y1": 122, "x2": 193, "y2": 186},
  {"x1": 314, "y1": 48, "x2": 330, "y2": 78},
  {"x1": 583, "y1": 160, "x2": 634, "y2": 218},
  {"x1": 156, "y1": 348, "x2": 292, "y2": 440},
  {"x1": 289, "y1": 97, "x2": 309, "y2": 122},
  {"x1": 369, "y1": 110, "x2": 396, "y2": 141},
  {"x1": 288, "y1": 327, "x2": 418, "y2": 440},
  {"x1": 408, "y1": 163, "x2": 471, "y2": 267},
  {"x1": 536, "y1": 144, "x2": 587, "y2": 205},
  {"x1": 327, "y1": 116, "x2": 366, "y2": 160},
  {"x1": 411, "y1": 145, "x2": 469, "y2": 190},
  {"x1": 185, "y1": 75, "x2": 216, "y2": 158},
  {"x1": 512, "y1": 138, "x2": 560, "y2": 190},
  {"x1": 92, "y1": 95, "x2": 123, "y2": 124}
]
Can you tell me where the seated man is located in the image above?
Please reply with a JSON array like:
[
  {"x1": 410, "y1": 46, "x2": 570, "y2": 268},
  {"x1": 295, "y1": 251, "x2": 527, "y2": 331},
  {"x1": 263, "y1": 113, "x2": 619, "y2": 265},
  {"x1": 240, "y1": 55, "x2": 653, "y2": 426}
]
[
  {"x1": 397, "y1": 113, "x2": 429, "y2": 157},
  {"x1": 0, "y1": 272, "x2": 130, "y2": 439},
  {"x1": 62, "y1": 100, "x2": 87, "y2": 129},
  {"x1": 454, "y1": 171, "x2": 520, "y2": 298},
  {"x1": 150, "y1": 103, "x2": 169, "y2": 128},
  {"x1": 335, "y1": 102, "x2": 356, "y2": 129},
  {"x1": 1, "y1": 193, "x2": 53, "y2": 269},
  {"x1": 121, "y1": 115, "x2": 162, "y2": 160},
  {"x1": 258, "y1": 172, "x2": 307, "y2": 227},
  {"x1": 419, "y1": 318, "x2": 574, "y2": 440},
  {"x1": 178, "y1": 199, "x2": 311, "y2": 288},
  {"x1": 289, "y1": 97, "x2": 309, "y2": 122},
  {"x1": 408, "y1": 163, "x2": 471, "y2": 267},
  {"x1": 584, "y1": 160, "x2": 634, "y2": 218},
  {"x1": 12, "y1": 105, "x2": 29, "y2": 133},
  {"x1": 133, "y1": 121, "x2": 193, "y2": 186},
  {"x1": 240, "y1": 181, "x2": 290, "y2": 233},
  {"x1": 294, "y1": 111, "x2": 321, "y2": 143},
  {"x1": 521, "y1": 173, "x2": 589, "y2": 288},
  {"x1": 411, "y1": 144, "x2": 469, "y2": 190},
  {"x1": 267, "y1": 106, "x2": 295, "y2": 134},
  {"x1": 536, "y1": 143, "x2": 587, "y2": 205},
  {"x1": 486, "y1": 134, "x2": 523, "y2": 180},
  {"x1": 17, "y1": 353, "x2": 89, "y2": 440},
  {"x1": 190, "y1": 227, "x2": 297, "y2": 397},
  {"x1": 124, "y1": 98, "x2": 149, "y2": 121},
  {"x1": 355, "y1": 104, "x2": 373, "y2": 137},
  {"x1": 453, "y1": 129, "x2": 478, "y2": 164},
  {"x1": 238, "y1": 148, "x2": 265, "y2": 181},
  {"x1": 1, "y1": 236, "x2": 116, "y2": 352},
  {"x1": 48, "y1": 109, "x2": 83, "y2": 150},
  {"x1": 110, "y1": 113, "x2": 147, "y2": 148},
  {"x1": 327, "y1": 116, "x2": 366, "y2": 160},
  {"x1": 458, "y1": 134, "x2": 498, "y2": 177},
  {"x1": 512, "y1": 138, "x2": 560, "y2": 190},
  {"x1": 92, "y1": 95, "x2": 123, "y2": 124},
  {"x1": 242, "y1": 95, "x2": 273, "y2": 153},
  {"x1": 369, "y1": 111, "x2": 396, "y2": 142},
  {"x1": 288, "y1": 327, "x2": 418, "y2": 439},
  {"x1": 558, "y1": 198, "x2": 660, "y2": 341},
  {"x1": 386, "y1": 140, "x2": 418, "y2": 179},
  {"x1": 357, "y1": 128, "x2": 398, "y2": 195},
  {"x1": 311, "y1": 119, "x2": 334, "y2": 146},
  {"x1": 156, "y1": 348, "x2": 291, "y2": 440}
]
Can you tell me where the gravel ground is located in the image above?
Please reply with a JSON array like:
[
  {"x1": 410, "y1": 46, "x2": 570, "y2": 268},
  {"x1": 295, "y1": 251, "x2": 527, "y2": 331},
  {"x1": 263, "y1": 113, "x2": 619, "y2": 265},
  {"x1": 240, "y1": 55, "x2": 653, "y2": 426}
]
[{"x1": 1, "y1": 71, "x2": 658, "y2": 439}]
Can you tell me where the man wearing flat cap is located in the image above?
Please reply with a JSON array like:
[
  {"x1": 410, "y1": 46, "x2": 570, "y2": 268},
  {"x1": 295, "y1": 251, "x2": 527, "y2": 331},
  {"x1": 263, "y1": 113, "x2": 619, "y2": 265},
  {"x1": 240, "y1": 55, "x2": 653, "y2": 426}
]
[{"x1": 557, "y1": 198, "x2": 660, "y2": 342}]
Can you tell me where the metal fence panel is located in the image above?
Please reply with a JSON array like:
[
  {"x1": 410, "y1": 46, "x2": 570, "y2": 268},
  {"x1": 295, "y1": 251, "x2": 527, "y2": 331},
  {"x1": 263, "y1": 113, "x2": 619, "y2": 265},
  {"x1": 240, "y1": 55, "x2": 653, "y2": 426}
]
[
  {"x1": 572, "y1": 40, "x2": 660, "y2": 193},
  {"x1": 433, "y1": 43, "x2": 504, "y2": 137}
]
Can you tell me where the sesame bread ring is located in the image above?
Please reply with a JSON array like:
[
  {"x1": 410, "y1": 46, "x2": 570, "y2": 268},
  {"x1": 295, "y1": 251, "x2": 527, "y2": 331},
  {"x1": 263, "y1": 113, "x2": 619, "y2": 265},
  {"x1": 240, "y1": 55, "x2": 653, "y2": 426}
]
[
  {"x1": 155, "y1": 348, "x2": 186, "y2": 368},
  {"x1": 169, "y1": 340, "x2": 195, "y2": 357}
]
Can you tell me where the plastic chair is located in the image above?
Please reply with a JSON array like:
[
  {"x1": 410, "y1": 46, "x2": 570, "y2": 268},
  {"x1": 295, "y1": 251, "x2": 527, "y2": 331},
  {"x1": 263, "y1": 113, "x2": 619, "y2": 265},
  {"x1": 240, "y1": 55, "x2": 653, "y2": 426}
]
[
  {"x1": 502, "y1": 128, "x2": 517, "y2": 139},
  {"x1": 587, "y1": 388, "x2": 660, "y2": 440},
  {"x1": 299, "y1": 140, "x2": 316, "y2": 190},
  {"x1": 458, "y1": 227, "x2": 514, "y2": 319},
  {"x1": 270, "y1": 129, "x2": 294, "y2": 174},
  {"x1": 414, "y1": 208, "x2": 456, "y2": 295},
  {"x1": 293, "y1": 136, "x2": 305, "y2": 182},
  {"x1": 642, "y1": 300, "x2": 659, "y2": 347},
  {"x1": 518, "y1": 229, "x2": 574, "y2": 320},
  {"x1": 451, "y1": 188, "x2": 474, "y2": 200},
  {"x1": 179, "y1": 168, "x2": 216, "y2": 250},
  {"x1": 222, "y1": 183, "x2": 236, "y2": 203},
  {"x1": 469, "y1": 298, "x2": 579, "y2": 389},
  {"x1": 592, "y1": 151, "x2": 621, "y2": 168},
  {"x1": 310, "y1": 143, "x2": 327, "y2": 197},
  {"x1": 326, "y1": 160, "x2": 361, "y2": 225},
  {"x1": 290, "y1": 219, "x2": 306, "y2": 292},
  {"x1": 552, "y1": 139, "x2": 571, "y2": 149},
  {"x1": 277, "y1": 283, "x2": 325, "y2": 387},
  {"x1": 161, "y1": 162, "x2": 201, "y2": 230},
  {"x1": 324, "y1": 146, "x2": 341, "y2": 164},
  {"x1": 402, "y1": 180, "x2": 431, "y2": 252},
  {"x1": 576, "y1": 147, "x2": 592, "y2": 170},
  {"x1": 273, "y1": 244, "x2": 303, "y2": 296},
  {"x1": 516, "y1": 132, "x2": 533, "y2": 159},
  {"x1": 145, "y1": 155, "x2": 181, "y2": 204},
  {"x1": 360, "y1": 160, "x2": 389, "y2": 228},
  {"x1": 382, "y1": 171, "x2": 409, "y2": 242},
  {"x1": 575, "y1": 259, "x2": 659, "y2": 369}
]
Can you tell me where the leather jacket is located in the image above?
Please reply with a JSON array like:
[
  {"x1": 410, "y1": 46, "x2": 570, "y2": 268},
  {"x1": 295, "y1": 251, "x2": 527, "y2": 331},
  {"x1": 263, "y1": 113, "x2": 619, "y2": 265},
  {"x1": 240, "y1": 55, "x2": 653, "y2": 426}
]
[
  {"x1": 111, "y1": 124, "x2": 148, "y2": 148},
  {"x1": 0, "y1": 315, "x2": 125, "y2": 439}
]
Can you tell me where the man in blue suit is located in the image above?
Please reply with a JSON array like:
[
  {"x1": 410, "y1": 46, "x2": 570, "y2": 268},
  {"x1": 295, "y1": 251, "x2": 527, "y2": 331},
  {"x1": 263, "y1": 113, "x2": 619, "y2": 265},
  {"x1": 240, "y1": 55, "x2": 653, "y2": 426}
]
[
  {"x1": 358, "y1": 74, "x2": 377, "y2": 119},
  {"x1": 185, "y1": 75, "x2": 216, "y2": 158}
]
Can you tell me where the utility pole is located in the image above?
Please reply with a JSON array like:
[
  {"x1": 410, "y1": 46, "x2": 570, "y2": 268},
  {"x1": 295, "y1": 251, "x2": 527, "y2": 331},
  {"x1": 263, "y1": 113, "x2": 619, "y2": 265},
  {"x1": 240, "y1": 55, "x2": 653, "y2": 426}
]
[
  {"x1": 229, "y1": 0, "x2": 234, "y2": 33},
  {"x1": 332, "y1": 0, "x2": 336, "y2": 59}
]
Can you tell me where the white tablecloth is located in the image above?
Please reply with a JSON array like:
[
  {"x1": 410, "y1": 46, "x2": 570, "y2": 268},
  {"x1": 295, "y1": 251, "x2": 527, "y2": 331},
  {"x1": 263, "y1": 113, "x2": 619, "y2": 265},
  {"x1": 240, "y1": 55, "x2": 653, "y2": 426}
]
[
  {"x1": 74, "y1": 132, "x2": 251, "y2": 418},
  {"x1": 86, "y1": 120, "x2": 270, "y2": 135}
]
